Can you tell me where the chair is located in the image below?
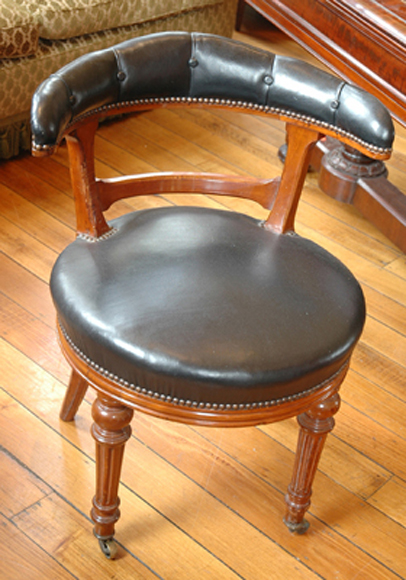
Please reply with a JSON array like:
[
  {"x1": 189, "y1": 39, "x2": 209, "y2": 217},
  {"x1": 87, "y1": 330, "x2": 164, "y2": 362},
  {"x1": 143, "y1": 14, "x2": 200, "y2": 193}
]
[{"x1": 30, "y1": 31, "x2": 394, "y2": 559}]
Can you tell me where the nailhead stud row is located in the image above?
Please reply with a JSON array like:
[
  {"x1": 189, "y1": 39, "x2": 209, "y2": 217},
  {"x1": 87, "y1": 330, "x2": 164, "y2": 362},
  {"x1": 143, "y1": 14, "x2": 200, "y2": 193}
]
[
  {"x1": 33, "y1": 96, "x2": 391, "y2": 156},
  {"x1": 60, "y1": 324, "x2": 340, "y2": 411}
]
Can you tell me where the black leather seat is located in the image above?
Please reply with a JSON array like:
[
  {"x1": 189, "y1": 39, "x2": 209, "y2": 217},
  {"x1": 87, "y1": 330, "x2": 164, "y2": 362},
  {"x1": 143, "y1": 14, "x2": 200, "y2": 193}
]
[
  {"x1": 53, "y1": 206, "x2": 365, "y2": 407},
  {"x1": 30, "y1": 31, "x2": 394, "y2": 559}
]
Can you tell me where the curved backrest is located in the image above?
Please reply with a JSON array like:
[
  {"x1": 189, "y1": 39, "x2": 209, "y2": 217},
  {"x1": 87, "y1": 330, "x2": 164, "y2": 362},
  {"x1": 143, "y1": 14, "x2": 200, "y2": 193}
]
[{"x1": 31, "y1": 32, "x2": 394, "y2": 157}]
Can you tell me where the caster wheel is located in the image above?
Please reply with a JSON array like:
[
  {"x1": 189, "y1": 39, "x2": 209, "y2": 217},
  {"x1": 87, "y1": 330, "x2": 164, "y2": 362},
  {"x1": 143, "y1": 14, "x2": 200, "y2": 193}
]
[
  {"x1": 99, "y1": 538, "x2": 118, "y2": 559},
  {"x1": 278, "y1": 143, "x2": 288, "y2": 163},
  {"x1": 283, "y1": 517, "x2": 310, "y2": 535}
]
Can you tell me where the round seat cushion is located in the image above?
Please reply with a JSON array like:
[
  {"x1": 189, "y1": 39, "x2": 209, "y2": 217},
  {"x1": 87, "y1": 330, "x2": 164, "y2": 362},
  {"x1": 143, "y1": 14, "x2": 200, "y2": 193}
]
[{"x1": 51, "y1": 207, "x2": 365, "y2": 408}]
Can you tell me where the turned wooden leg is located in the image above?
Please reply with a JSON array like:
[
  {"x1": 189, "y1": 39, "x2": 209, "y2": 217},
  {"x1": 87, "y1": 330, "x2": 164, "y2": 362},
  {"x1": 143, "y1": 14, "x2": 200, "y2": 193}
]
[
  {"x1": 284, "y1": 392, "x2": 341, "y2": 533},
  {"x1": 90, "y1": 395, "x2": 133, "y2": 557},
  {"x1": 60, "y1": 370, "x2": 89, "y2": 421}
]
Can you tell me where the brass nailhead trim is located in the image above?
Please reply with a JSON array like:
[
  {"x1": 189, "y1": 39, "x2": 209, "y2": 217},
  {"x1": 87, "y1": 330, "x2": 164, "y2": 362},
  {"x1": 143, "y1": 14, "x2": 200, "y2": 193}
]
[
  {"x1": 76, "y1": 228, "x2": 118, "y2": 243},
  {"x1": 32, "y1": 97, "x2": 392, "y2": 156},
  {"x1": 60, "y1": 324, "x2": 342, "y2": 411}
]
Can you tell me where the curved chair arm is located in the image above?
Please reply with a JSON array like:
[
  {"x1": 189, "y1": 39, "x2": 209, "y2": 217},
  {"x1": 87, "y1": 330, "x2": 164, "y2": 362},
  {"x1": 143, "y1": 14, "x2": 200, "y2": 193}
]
[{"x1": 31, "y1": 32, "x2": 394, "y2": 158}]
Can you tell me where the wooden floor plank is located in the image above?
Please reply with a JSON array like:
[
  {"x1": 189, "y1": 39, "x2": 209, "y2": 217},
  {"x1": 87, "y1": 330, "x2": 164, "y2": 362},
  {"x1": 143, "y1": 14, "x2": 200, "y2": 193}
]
[
  {"x1": 368, "y1": 477, "x2": 406, "y2": 528},
  {"x1": 95, "y1": 130, "x2": 158, "y2": 176},
  {"x1": 170, "y1": 108, "x2": 280, "y2": 179},
  {"x1": 0, "y1": 182, "x2": 74, "y2": 252},
  {"x1": 351, "y1": 343, "x2": 406, "y2": 401},
  {"x1": 341, "y1": 370, "x2": 406, "y2": 440},
  {"x1": 335, "y1": 403, "x2": 406, "y2": 481},
  {"x1": 296, "y1": 192, "x2": 401, "y2": 267},
  {"x1": 385, "y1": 255, "x2": 406, "y2": 279},
  {"x1": 0, "y1": 253, "x2": 55, "y2": 327},
  {"x1": 0, "y1": 160, "x2": 76, "y2": 228},
  {"x1": 0, "y1": 294, "x2": 68, "y2": 384},
  {"x1": 0, "y1": 216, "x2": 56, "y2": 282},
  {"x1": 361, "y1": 316, "x2": 406, "y2": 368},
  {"x1": 130, "y1": 108, "x2": 249, "y2": 175},
  {"x1": 302, "y1": 179, "x2": 403, "y2": 252},
  {"x1": 127, "y1": 112, "x2": 238, "y2": 170},
  {"x1": 9, "y1": 153, "x2": 73, "y2": 193},
  {"x1": 210, "y1": 107, "x2": 287, "y2": 150},
  {"x1": 13, "y1": 495, "x2": 159, "y2": 580},
  {"x1": 296, "y1": 222, "x2": 406, "y2": 305},
  {"x1": 142, "y1": 108, "x2": 281, "y2": 170},
  {"x1": 1, "y1": 514, "x2": 74, "y2": 580},
  {"x1": 361, "y1": 284, "x2": 406, "y2": 336},
  {"x1": 0, "y1": 447, "x2": 51, "y2": 519},
  {"x1": 98, "y1": 117, "x2": 198, "y2": 173}
]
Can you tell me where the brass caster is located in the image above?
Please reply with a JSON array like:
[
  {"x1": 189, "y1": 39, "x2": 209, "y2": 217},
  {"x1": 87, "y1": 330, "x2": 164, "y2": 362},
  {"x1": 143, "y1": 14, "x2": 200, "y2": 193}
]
[
  {"x1": 283, "y1": 517, "x2": 310, "y2": 535},
  {"x1": 99, "y1": 538, "x2": 118, "y2": 559}
]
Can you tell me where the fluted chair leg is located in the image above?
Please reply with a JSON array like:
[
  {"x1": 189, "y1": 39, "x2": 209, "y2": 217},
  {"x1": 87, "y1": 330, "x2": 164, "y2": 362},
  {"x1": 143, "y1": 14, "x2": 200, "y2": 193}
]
[
  {"x1": 60, "y1": 370, "x2": 89, "y2": 421},
  {"x1": 90, "y1": 395, "x2": 134, "y2": 559},
  {"x1": 284, "y1": 392, "x2": 341, "y2": 533}
]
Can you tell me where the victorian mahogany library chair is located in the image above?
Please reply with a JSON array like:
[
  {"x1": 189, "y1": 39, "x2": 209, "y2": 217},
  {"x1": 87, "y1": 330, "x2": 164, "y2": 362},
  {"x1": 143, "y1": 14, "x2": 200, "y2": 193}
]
[{"x1": 31, "y1": 32, "x2": 394, "y2": 558}]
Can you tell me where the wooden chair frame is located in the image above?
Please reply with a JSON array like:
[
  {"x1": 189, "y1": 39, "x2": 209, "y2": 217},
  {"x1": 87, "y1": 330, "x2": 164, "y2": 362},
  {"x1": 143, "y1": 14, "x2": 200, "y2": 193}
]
[
  {"x1": 30, "y1": 32, "x2": 392, "y2": 553},
  {"x1": 42, "y1": 94, "x2": 388, "y2": 557}
]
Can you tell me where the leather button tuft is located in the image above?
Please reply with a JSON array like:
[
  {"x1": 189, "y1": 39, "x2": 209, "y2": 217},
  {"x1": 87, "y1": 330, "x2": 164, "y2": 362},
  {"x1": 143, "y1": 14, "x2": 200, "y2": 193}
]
[
  {"x1": 69, "y1": 95, "x2": 76, "y2": 105},
  {"x1": 263, "y1": 75, "x2": 273, "y2": 85},
  {"x1": 117, "y1": 71, "x2": 126, "y2": 81},
  {"x1": 188, "y1": 57, "x2": 198, "y2": 68},
  {"x1": 331, "y1": 99, "x2": 339, "y2": 109}
]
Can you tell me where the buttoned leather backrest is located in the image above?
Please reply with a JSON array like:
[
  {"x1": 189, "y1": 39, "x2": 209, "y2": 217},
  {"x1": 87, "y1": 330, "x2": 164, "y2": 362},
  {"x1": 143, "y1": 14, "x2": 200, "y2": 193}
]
[{"x1": 31, "y1": 32, "x2": 394, "y2": 155}]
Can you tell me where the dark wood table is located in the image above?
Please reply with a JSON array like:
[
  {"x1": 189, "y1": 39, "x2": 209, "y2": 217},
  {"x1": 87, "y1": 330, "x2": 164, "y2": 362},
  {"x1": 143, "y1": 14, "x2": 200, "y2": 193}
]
[{"x1": 237, "y1": 0, "x2": 406, "y2": 252}]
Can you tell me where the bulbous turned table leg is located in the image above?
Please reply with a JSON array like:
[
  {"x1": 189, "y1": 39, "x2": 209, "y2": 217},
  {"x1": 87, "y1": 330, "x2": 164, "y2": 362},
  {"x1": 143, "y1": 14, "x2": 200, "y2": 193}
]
[
  {"x1": 279, "y1": 137, "x2": 406, "y2": 253},
  {"x1": 284, "y1": 392, "x2": 341, "y2": 533},
  {"x1": 319, "y1": 143, "x2": 387, "y2": 203},
  {"x1": 90, "y1": 395, "x2": 133, "y2": 557}
]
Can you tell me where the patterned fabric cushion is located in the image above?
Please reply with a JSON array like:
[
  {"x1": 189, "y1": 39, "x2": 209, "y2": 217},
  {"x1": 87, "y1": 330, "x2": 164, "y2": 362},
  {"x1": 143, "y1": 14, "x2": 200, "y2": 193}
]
[
  {"x1": 0, "y1": 0, "x2": 39, "y2": 58},
  {"x1": 0, "y1": 0, "x2": 237, "y2": 121},
  {"x1": 0, "y1": 0, "x2": 237, "y2": 157},
  {"x1": 36, "y1": 0, "x2": 222, "y2": 40},
  {"x1": 0, "y1": 0, "x2": 222, "y2": 57}
]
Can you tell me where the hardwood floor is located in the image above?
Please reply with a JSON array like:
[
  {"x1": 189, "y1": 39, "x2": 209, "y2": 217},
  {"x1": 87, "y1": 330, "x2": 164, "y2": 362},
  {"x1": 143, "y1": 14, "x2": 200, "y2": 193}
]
[{"x1": 1, "y1": 10, "x2": 406, "y2": 580}]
